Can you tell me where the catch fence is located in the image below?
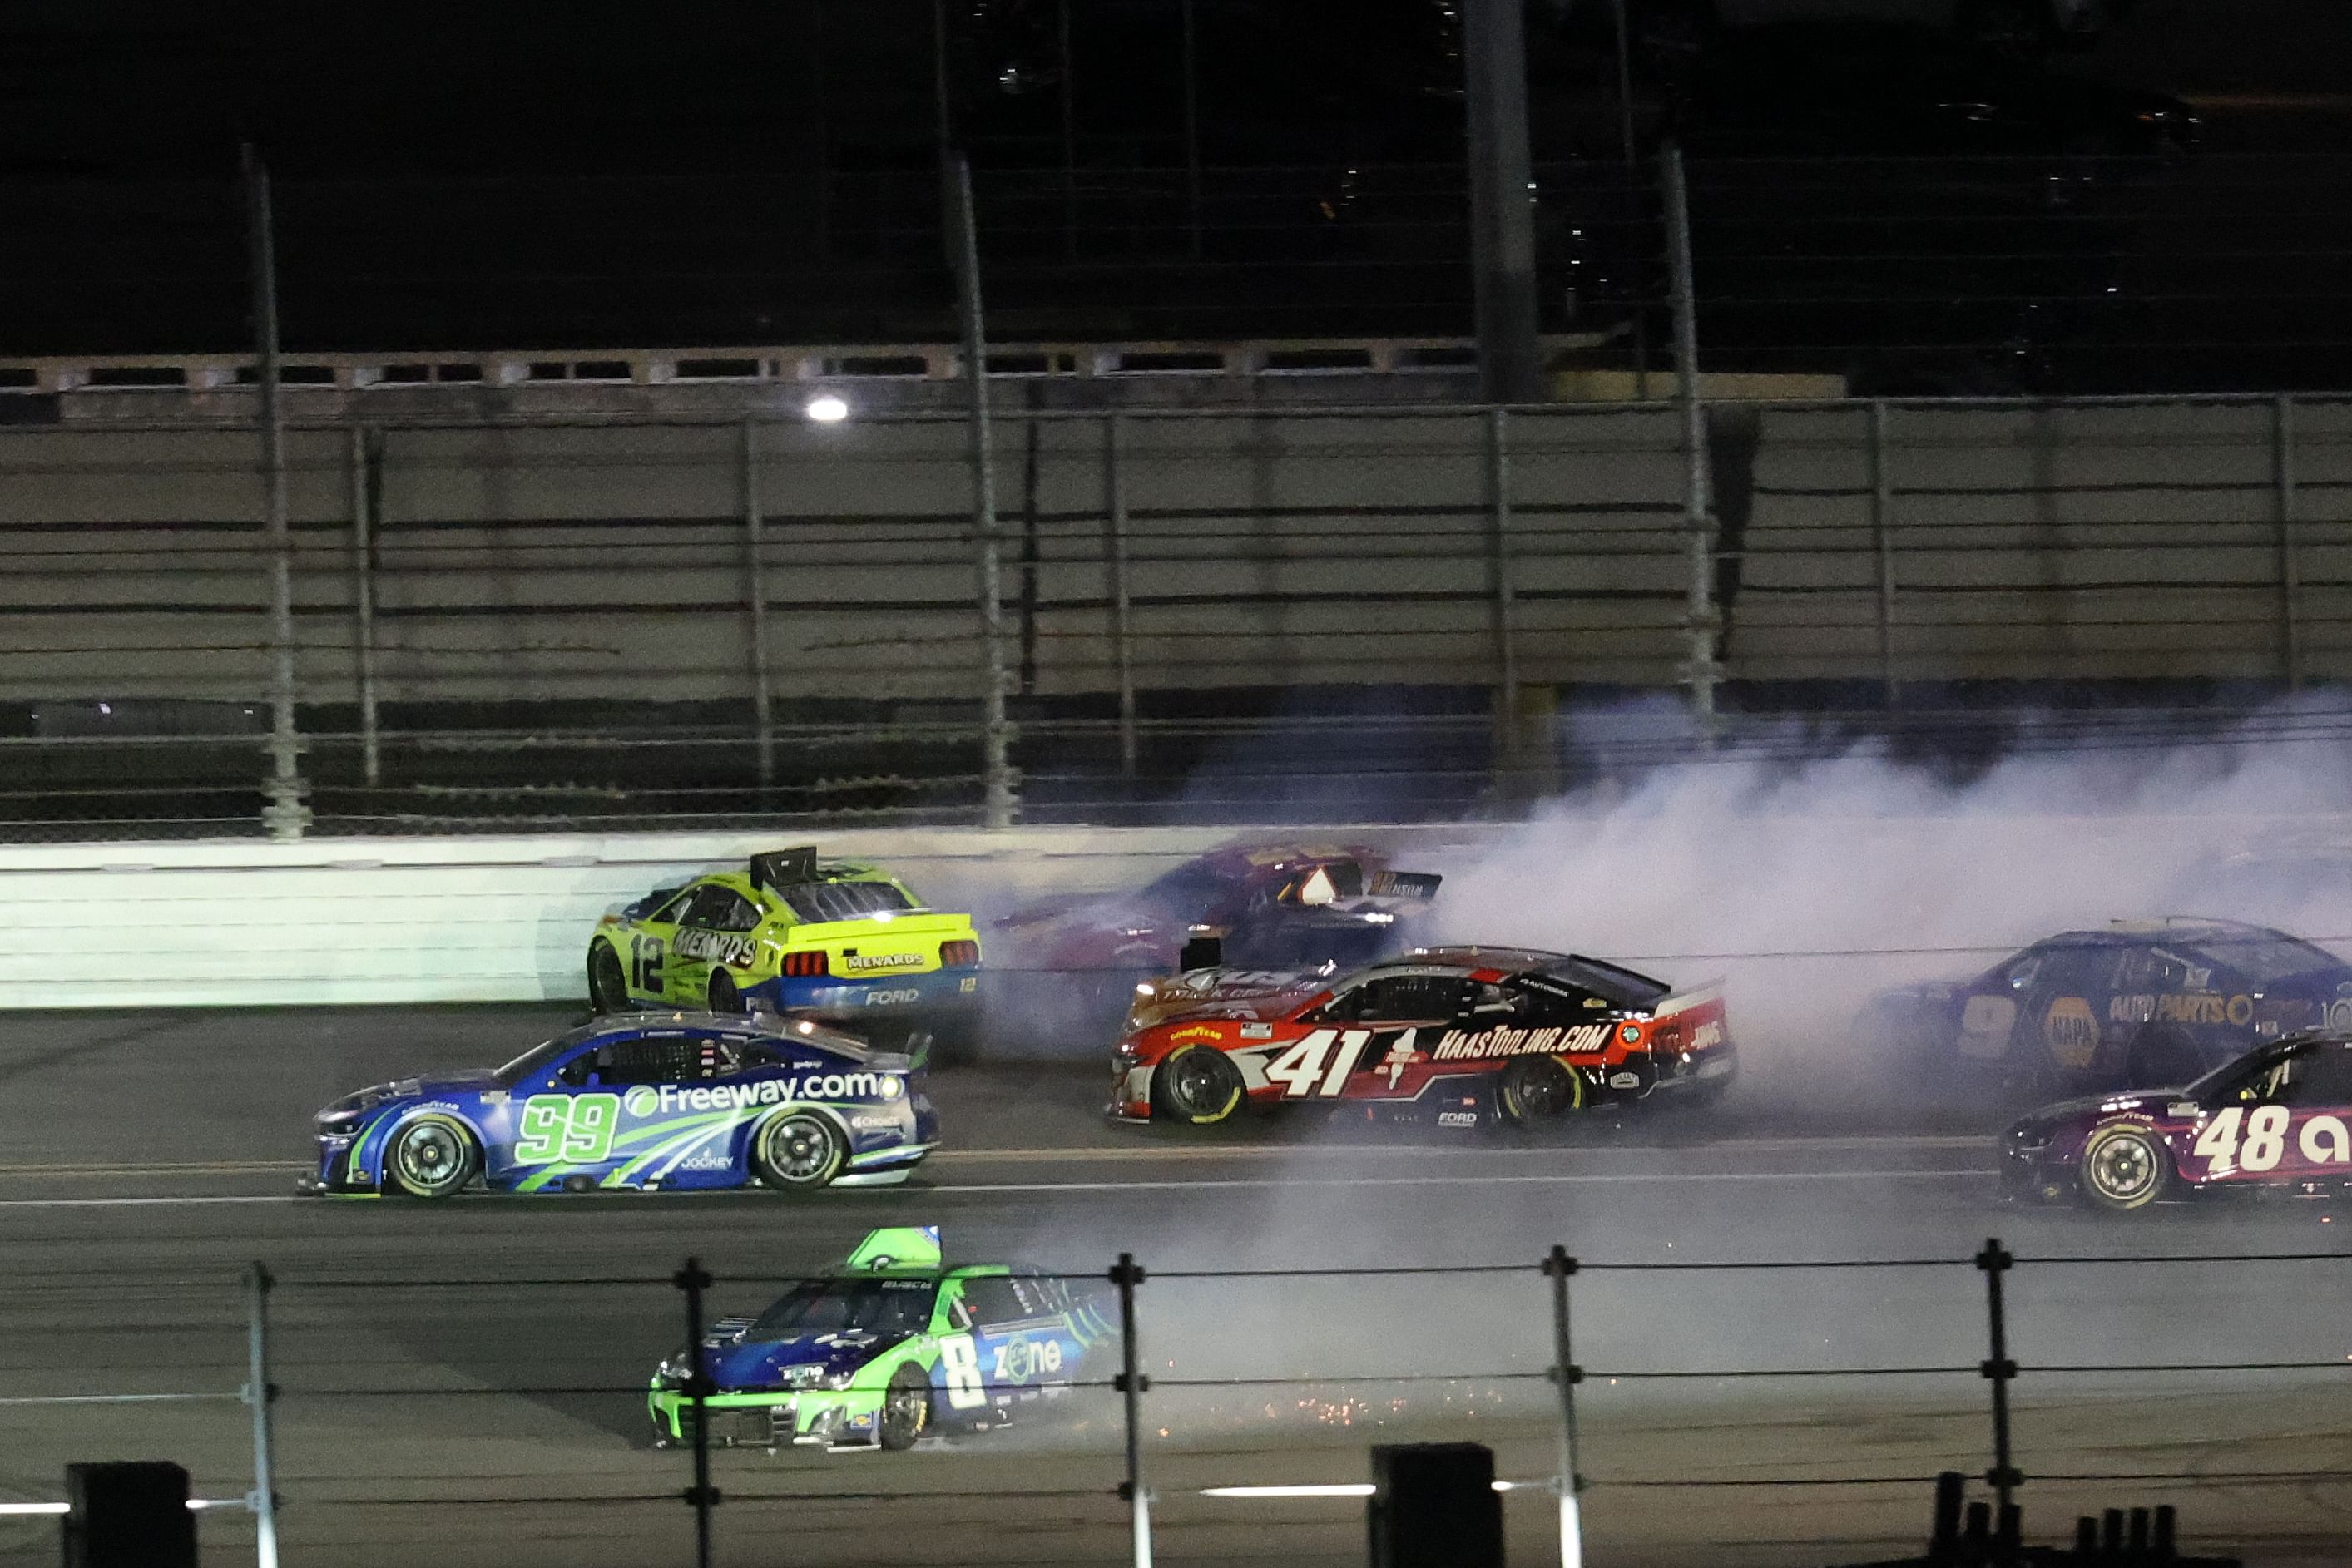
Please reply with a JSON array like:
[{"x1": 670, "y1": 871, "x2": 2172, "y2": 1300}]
[
  {"x1": 6, "y1": 1242, "x2": 2350, "y2": 1566},
  {"x1": 2, "y1": 393, "x2": 2351, "y2": 840}
]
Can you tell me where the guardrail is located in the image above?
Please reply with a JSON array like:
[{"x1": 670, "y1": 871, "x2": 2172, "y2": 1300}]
[{"x1": 12, "y1": 1242, "x2": 2345, "y2": 1566}]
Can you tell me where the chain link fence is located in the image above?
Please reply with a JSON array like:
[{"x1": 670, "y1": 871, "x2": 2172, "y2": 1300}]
[
  {"x1": 1, "y1": 393, "x2": 2349, "y2": 839},
  {"x1": 5, "y1": 1243, "x2": 2349, "y2": 1564}
]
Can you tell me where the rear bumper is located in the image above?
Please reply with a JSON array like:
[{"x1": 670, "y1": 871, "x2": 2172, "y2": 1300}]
[{"x1": 752, "y1": 969, "x2": 979, "y2": 1014}]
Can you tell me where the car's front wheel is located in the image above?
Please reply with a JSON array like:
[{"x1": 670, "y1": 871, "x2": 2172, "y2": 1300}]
[
  {"x1": 1498, "y1": 1056, "x2": 1583, "y2": 1125},
  {"x1": 1150, "y1": 1045, "x2": 1245, "y2": 1125},
  {"x1": 384, "y1": 1116, "x2": 479, "y2": 1199},
  {"x1": 588, "y1": 942, "x2": 631, "y2": 1013},
  {"x1": 2078, "y1": 1123, "x2": 2170, "y2": 1212},
  {"x1": 752, "y1": 1112, "x2": 846, "y2": 1190},
  {"x1": 879, "y1": 1363, "x2": 933, "y2": 1451}
]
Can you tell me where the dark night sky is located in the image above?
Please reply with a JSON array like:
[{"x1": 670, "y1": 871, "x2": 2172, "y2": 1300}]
[{"x1": 4, "y1": 0, "x2": 2347, "y2": 176}]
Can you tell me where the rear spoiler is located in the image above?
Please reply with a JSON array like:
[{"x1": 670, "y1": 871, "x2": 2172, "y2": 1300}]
[
  {"x1": 1366, "y1": 869, "x2": 1441, "y2": 901},
  {"x1": 750, "y1": 846, "x2": 819, "y2": 892}
]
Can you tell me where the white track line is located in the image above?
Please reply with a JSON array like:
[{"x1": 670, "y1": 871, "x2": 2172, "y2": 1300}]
[
  {"x1": 0, "y1": 1135, "x2": 1990, "y2": 1180},
  {"x1": 0, "y1": 1166, "x2": 1987, "y2": 1209}
]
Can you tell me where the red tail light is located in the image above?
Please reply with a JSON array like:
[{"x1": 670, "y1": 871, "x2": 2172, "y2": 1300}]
[
  {"x1": 781, "y1": 951, "x2": 829, "y2": 977},
  {"x1": 940, "y1": 940, "x2": 981, "y2": 968}
]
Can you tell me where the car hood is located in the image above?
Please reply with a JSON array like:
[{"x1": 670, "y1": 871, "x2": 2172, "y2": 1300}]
[
  {"x1": 703, "y1": 1329, "x2": 913, "y2": 1390},
  {"x1": 316, "y1": 1070, "x2": 500, "y2": 1123},
  {"x1": 1127, "y1": 967, "x2": 1327, "y2": 1030},
  {"x1": 2008, "y1": 1087, "x2": 2189, "y2": 1139}
]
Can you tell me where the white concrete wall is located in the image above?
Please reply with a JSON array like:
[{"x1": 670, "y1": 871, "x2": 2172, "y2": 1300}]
[{"x1": 0, "y1": 824, "x2": 1485, "y2": 1007}]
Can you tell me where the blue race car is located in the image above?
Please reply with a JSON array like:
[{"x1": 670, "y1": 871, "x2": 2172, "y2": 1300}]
[
  {"x1": 650, "y1": 1226, "x2": 1113, "y2": 1452},
  {"x1": 300, "y1": 1013, "x2": 937, "y2": 1198}
]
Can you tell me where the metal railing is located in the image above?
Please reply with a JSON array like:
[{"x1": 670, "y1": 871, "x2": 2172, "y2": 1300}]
[{"x1": 9, "y1": 1243, "x2": 2350, "y2": 1565}]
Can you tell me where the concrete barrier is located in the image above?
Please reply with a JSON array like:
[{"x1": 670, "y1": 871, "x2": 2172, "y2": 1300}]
[{"x1": 0, "y1": 824, "x2": 1490, "y2": 1007}]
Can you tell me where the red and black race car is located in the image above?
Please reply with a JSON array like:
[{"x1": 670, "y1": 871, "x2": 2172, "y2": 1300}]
[{"x1": 1110, "y1": 947, "x2": 1734, "y2": 1128}]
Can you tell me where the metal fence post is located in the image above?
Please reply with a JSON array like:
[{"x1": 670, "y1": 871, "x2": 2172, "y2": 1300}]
[
  {"x1": 1868, "y1": 399, "x2": 1900, "y2": 708},
  {"x1": 945, "y1": 151, "x2": 1018, "y2": 828},
  {"x1": 241, "y1": 1263, "x2": 280, "y2": 1568},
  {"x1": 1111, "y1": 1252, "x2": 1153, "y2": 1568},
  {"x1": 1544, "y1": 1245, "x2": 1585, "y2": 1568},
  {"x1": 2275, "y1": 393, "x2": 2302, "y2": 690},
  {"x1": 742, "y1": 418, "x2": 776, "y2": 791},
  {"x1": 676, "y1": 1257, "x2": 718, "y2": 1568},
  {"x1": 243, "y1": 146, "x2": 309, "y2": 839},
  {"x1": 1104, "y1": 413, "x2": 1138, "y2": 779},
  {"x1": 346, "y1": 424, "x2": 381, "y2": 789},
  {"x1": 1661, "y1": 144, "x2": 1719, "y2": 733},
  {"x1": 1975, "y1": 1239, "x2": 2021, "y2": 1531},
  {"x1": 1490, "y1": 406, "x2": 1523, "y2": 777}
]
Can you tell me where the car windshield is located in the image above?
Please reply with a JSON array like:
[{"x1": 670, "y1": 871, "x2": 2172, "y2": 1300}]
[
  {"x1": 493, "y1": 1025, "x2": 607, "y2": 1087},
  {"x1": 784, "y1": 881, "x2": 914, "y2": 923},
  {"x1": 2184, "y1": 1043, "x2": 2298, "y2": 1101},
  {"x1": 750, "y1": 1277, "x2": 937, "y2": 1338},
  {"x1": 1139, "y1": 861, "x2": 1237, "y2": 919},
  {"x1": 2188, "y1": 931, "x2": 2337, "y2": 985}
]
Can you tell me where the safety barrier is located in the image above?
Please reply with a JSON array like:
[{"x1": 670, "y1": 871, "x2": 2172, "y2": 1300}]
[
  {"x1": 10, "y1": 1242, "x2": 2345, "y2": 1566},
  {"x1": 0, "y1": 822, "x2": 1482, "y2": 1007}
]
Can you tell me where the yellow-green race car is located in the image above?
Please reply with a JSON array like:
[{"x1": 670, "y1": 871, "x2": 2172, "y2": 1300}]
[{"x1": 589, "y1": 848, "x2": 982, "y2": 1056}]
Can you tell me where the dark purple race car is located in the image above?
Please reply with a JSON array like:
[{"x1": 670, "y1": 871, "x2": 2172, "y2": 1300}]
[{"x1": 2002, "y1": 1031, "x2": 2352, "y2": 1212}]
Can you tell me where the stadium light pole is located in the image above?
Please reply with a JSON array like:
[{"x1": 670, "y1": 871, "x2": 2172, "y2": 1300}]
[
  {"x1": 1463, "y1": 0, "x2": 1544, "y2": 405},
  {"x1": 242, "y1": 144, "x2": 310, "y2": 841}
]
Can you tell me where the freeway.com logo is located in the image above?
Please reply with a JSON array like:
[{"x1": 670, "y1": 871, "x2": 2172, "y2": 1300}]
[{"x1": 622, "y1": 1074, "x2": 904, "y2": 1117}]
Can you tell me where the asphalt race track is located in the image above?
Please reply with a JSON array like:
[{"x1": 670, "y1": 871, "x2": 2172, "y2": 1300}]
[{"x1": 2, "y1": 1007, "x2": 2350, "y2": 1567}]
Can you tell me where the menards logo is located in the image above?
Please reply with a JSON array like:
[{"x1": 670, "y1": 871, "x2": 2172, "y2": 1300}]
[
  {"x1": 1430, "y1": 1023, "x2": 1614, "y2": 1061},
  {"x1": 841, "y1": 952, "x2": 923, "y2": 973}
]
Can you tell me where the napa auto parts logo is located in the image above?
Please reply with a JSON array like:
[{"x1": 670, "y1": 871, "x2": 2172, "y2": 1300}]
[{"x1": 621, "y1": 1076, "x2": 902, "y2": 1117}]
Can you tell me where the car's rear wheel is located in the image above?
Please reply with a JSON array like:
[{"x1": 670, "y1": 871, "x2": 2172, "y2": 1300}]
[
  {"x1": 384, "y1": 1116, "x2": 478, "y2": 1199},
  {"x1": 1151, "y1": 1045, "x2": 1245, "y2": 1125},
  {"x1": 707, "y1": 971, "x2": 743, "y2": 1015},
  {"x1": 588, "y1": 942, "x2": 630, "y2": 1013},
  {"x1": 752, "y1": 1112, "x2": 845, "y2": 1190},
  {"x1": 879, "y1": 1363, "x2": 933, "y2": 1451},
  {"x1": 1498, "y1": 1056, "x2": 1582, "y2": 1125},
  {"x1": 2079, "y1": 1123, "x2": 2170, "y2": 1212},
  {"x1": 2125, "y1": 1026, "x2": 2201, "y2": 1088}
]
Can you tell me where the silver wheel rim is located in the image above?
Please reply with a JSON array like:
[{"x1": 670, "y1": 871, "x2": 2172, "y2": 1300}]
[
  {"x1": 396, "y1": 1124, "x2": 463, "y2": 1192},
  {"x1": 2089, "y1": 1134, "x2": 2156, "y2": 1201},
  {"x1": 769, "y1": 1118, "x2": 835, "y2": 1184}
]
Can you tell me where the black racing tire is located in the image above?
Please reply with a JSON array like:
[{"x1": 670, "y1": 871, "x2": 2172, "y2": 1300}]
[
  {"x1": 588, "y1": 942, "x2": 631, "y2": 1013},
  {"x1": 1150, "y1": 1045, "x2": 1246, "y2": 1125},
  {"x1": 2124, "y1": 1026, "x2": 2201, "y2": 1088},
  {"x1": 384, "y1": 1116, "x2": 479, "y2": 1199},
  {"x1": 752, "y1": 1111, "x2": 846, "y2": 1191},
  {"x1": 2078, "y1": 1123, "x2": 2171, "y2": 1212},
  {"x1": 879, "y1": 1363, "x2": 933, "y2": 1452},
  {"x1": 707, "y1": 970, "x2": 743, "y2": 1015},
  {"x1": 1498, "y1": 1056, "x2": 1583, "y2": 1126}
]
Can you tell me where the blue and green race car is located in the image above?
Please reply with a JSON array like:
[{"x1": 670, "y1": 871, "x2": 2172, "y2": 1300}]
[
  {"x1": 649, "y1": 1226, "x2": 1113, "y2": 1452},
  {"x1": 300, "y1": 1013, "x2": 936, "y2": 1197},
  {"x1": 590, "y1": 847, "x2": 983, "y2": 1057}
]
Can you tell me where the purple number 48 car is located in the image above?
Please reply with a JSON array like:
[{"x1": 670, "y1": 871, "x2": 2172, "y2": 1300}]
[{"x1": 2003, "y1": 1031, "x2": 2352, "y2": 1212}]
